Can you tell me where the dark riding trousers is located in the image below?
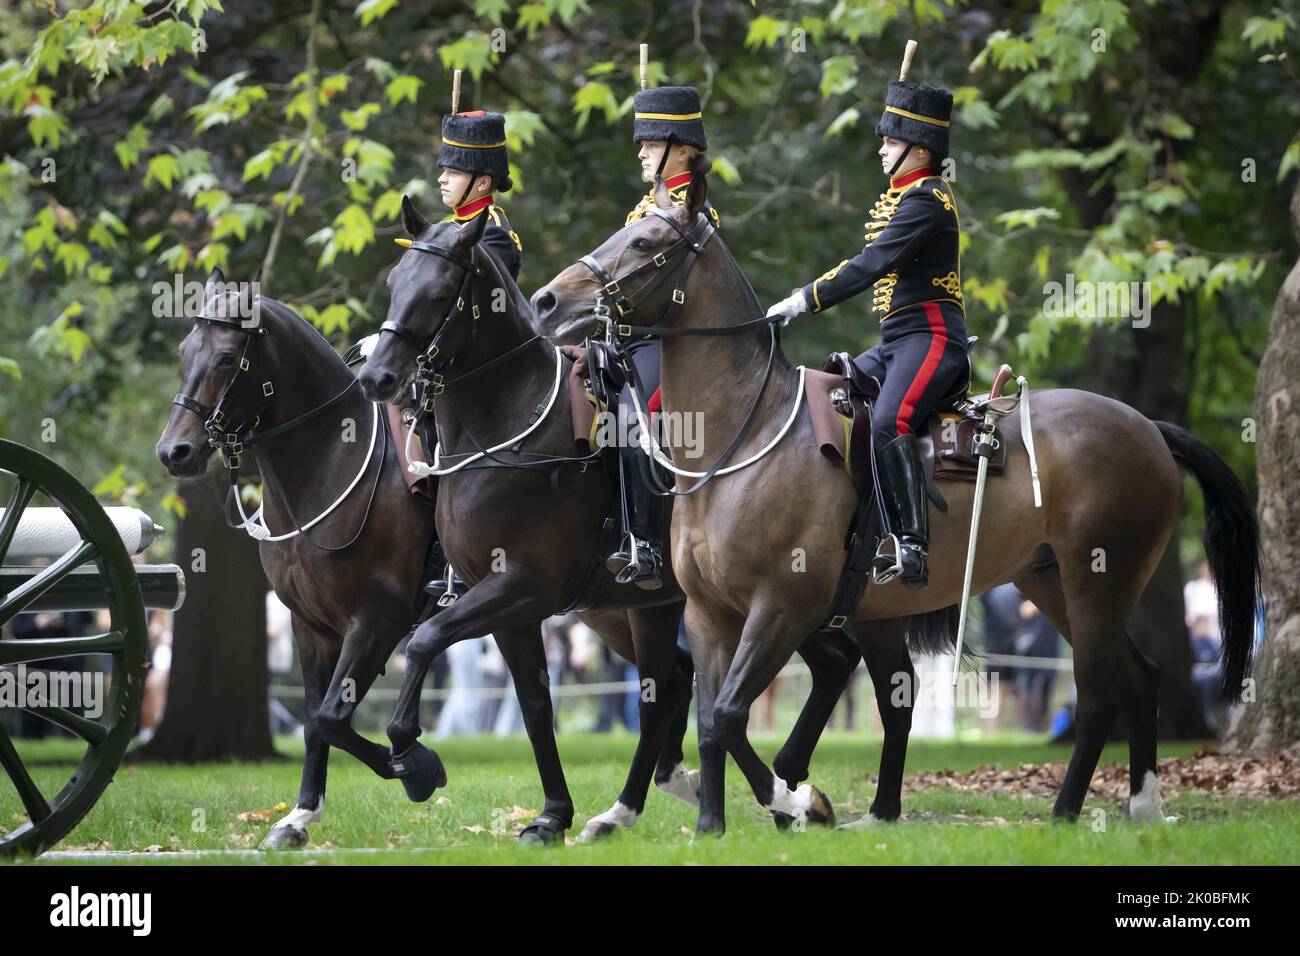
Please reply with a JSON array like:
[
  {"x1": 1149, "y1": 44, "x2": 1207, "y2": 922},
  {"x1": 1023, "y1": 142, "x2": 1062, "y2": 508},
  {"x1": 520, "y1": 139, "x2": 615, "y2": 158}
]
[{"x1": 801, "y1": 166, "x2": 967, "y2": 446}]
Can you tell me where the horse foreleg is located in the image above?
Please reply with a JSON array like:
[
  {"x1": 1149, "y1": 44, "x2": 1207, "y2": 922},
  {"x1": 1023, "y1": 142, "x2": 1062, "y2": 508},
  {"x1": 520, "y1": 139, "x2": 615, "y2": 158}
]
[
  {"x1": 315, "y1": 613, "x2": 408, "y2": 778},
  {"x1": 385, "y1": 578, "x2": 548, "y2": 802}
]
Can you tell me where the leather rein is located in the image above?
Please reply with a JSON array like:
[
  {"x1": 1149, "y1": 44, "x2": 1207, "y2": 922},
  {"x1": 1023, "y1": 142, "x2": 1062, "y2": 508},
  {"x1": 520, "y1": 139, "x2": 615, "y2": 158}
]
[
  {"x1": 576, "y1": 207, "x2": 785, "y2": 496},
  {"x1": 383, "y1": 234, "x2": 601, "y2": 475},
  {"x1": 172, "y1": 309, "x2": 385, "y2": 551}
]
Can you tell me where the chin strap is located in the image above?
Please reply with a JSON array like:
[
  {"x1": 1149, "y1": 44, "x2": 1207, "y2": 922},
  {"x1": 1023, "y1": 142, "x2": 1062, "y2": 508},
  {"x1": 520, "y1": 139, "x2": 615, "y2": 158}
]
[
  {"x1": 455, "y1": 175, "x2": 476, "y2": 211},
  {"x1": 887, "y1": 142, "x2": 915, "y2": 178},
  {"x1": 653, "y1": 141, "x2": 672, "y2": 183}
]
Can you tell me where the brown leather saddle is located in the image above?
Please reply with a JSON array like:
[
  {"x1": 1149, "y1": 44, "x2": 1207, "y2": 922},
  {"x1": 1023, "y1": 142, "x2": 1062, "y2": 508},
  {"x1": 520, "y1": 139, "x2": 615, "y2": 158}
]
[{"x1": 807, "y1": 337, "x2": 1011, "y2": 512}]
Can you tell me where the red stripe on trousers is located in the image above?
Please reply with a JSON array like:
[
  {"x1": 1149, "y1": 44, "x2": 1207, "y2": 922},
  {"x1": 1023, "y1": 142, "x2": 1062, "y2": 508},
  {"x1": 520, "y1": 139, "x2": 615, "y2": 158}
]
[
  {"x1": 895, "y1": 302, "x2": 948, "y2": 436},
  {"x1": 648, "y1": 387, "x2": 662, "y2": 414}
]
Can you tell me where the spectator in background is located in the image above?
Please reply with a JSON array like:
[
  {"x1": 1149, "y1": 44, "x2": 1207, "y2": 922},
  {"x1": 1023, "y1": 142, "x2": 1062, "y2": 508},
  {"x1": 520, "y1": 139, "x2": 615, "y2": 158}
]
[
  {"x1": 435, "y1": 638, "x2": 489, "y2": 738},
  {"x1": 979, "y1": 583, "x2": 1021, "y2": 735},
  {"x1": 1185, "y1": 560, "x2": 1225, "y2": 733},
  {"x1": 139, "y1": 609, "x2": 172, "y2": 742},
  {"x1": 1014, "y1": 598, "x2": 1061, "y2": 733}
]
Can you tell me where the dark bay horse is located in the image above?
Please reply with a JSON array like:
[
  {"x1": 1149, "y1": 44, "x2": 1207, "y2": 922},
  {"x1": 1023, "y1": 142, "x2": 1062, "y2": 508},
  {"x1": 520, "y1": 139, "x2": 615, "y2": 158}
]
[
  {"x1": 531, "y1": 166, "x2": 1261, "y2": 833},
  {"x1": 156, "y1": 269, "x2": 435, "y2": 849},
  {"x1": 356, "y1": 196, "x2": 888, "y2": 840}
]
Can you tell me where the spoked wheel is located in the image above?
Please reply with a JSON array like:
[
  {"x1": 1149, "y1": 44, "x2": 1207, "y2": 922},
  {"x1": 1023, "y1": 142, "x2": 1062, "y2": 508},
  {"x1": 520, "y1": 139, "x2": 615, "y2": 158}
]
[{"x1": 0, "y1": 439, "x2": 148, "y2": 858}]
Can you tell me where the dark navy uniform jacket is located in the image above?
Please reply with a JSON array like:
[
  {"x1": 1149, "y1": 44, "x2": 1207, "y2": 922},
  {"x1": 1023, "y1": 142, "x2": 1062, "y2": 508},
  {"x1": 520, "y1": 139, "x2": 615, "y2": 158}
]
[
  {"x1": 454, "y1": 197, "x2": 523, "y2": 280},
  {"x1": 801, "y1": 167, "x2": 964, "y2": 340}
]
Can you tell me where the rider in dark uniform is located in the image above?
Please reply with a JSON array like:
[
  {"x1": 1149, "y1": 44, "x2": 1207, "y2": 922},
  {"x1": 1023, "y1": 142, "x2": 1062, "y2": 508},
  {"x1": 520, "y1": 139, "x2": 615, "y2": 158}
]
[
  {"x1": 414, "y1": 109, "x2": 523, "y2": 598},
  {"x1": 606, "y1": 85, "x2": 718, "y2": 590},
  {"x1": 767, "y1": 79, "x2": 966, "y2": 589},
  {"x1": 436, "y1": 109, "x2": 523, "y2": 279}
]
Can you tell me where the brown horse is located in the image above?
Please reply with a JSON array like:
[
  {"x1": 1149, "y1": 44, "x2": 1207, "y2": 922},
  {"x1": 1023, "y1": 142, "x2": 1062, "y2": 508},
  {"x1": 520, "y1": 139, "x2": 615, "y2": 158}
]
[
  {"x1": 157, "y1": 269, "x2": 436, "y2": 849},
  {"x1": 356, "y1": 198, "x2": 878, "y2": 841},
  {"x1": 531, "y1": 166, "x2": 1260, "y2": 833}
]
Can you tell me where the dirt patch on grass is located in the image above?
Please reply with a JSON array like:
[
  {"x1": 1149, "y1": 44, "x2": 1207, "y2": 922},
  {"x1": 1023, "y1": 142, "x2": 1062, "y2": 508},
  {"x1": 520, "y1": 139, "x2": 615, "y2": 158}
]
[{"x1": 898, "y1": 749, "x2": 1300, "y2": 800}]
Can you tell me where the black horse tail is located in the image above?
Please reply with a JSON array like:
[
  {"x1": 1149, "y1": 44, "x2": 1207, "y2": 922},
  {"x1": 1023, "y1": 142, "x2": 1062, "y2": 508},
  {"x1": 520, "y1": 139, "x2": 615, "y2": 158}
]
[
  {"x1": 1155, "y1": 421, "x2": 1261, "y2": 702},
  {"x1": 906, "y1": 604, "x2": 981, "y2": 669}
]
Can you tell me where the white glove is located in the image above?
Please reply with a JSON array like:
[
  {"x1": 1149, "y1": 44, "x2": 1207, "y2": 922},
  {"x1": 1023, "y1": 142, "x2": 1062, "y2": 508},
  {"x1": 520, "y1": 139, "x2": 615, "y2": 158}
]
[
  {"x1": 765, "y1": 288, "x2": 809, "y2": 327},
  {"x1": 358, "y1": 332, "x2": 380, "y2": 358}
]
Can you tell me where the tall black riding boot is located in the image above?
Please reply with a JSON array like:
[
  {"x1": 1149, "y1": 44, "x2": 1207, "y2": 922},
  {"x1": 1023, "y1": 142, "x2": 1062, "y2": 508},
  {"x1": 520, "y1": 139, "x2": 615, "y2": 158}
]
[
  {"x1": 870, "y1": 433, "x2": 930, "y2": 589},
  {"x1": 605, "y1": 450, "x2": 666, "y2": 590}
]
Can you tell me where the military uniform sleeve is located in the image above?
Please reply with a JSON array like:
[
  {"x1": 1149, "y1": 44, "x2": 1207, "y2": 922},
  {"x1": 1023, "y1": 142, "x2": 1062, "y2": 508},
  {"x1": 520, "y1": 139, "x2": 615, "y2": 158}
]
[
  {"x1": 801, "y1": 189, "x2": 942, "y2": 314},
  {"x1": 625, "y1": 192, "x2": 655, "y2": 226},
  {"x1": 481, "y1": 207, "x2": 523, "y2": 280}
]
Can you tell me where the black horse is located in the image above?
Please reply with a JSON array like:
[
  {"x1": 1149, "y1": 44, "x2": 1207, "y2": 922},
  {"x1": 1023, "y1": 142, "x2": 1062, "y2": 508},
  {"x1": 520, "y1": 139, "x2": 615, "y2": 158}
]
[
  {"x1": 157, "y1": 269, "x2": 435, "y2": 849},
  {"x1": 356, "y1": 196, "x2": 917, "y2": 840}
]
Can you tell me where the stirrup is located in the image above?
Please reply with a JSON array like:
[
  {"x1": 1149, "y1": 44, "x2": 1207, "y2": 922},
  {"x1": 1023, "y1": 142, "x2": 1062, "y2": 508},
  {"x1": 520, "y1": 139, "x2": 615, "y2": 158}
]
[
  {"x1": 425, "y1": 563, "x2": 463, "y2": 607},
  {"x1": 871, "y1": 533, "x2": 905, "y2": 585}
]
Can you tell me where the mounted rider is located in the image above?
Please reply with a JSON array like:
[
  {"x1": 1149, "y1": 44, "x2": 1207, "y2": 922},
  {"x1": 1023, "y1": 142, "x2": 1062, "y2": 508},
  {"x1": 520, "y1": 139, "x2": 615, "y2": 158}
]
[
  {"x1": 766, "y1": 59, "x2": 966, "y2": 590},
  {"x1": 604, "y1": 62, "x2": 719, "y2": 591},
  {"x1": 359, "y1": 88, "x2": 524, "y2": 601},
  {"x1": 435, "y1": 108, "x2": 523, "y2": 280}
]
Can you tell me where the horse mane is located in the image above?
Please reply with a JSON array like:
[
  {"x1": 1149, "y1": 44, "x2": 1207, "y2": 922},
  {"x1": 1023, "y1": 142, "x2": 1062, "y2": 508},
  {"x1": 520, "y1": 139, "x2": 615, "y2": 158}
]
[{"x1": 473, "y1": 236, "x2": 536, "y2": 327}]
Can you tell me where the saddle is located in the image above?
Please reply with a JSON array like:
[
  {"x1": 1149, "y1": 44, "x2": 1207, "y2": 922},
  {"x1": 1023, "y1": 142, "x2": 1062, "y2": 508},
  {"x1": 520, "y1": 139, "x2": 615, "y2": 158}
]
[
  {"x1": 807, "y1": 336, "x2": 1012, "y2": 511},
  {"x1": 808, "y1": 340, "x2": 1022, "y2": 633}
]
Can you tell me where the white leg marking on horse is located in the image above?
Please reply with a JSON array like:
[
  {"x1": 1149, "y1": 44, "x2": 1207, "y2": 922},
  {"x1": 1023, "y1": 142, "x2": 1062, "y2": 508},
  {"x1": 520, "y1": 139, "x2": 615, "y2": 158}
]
[
  {"x1": 766, "y1": 779, "x2": 814, "y2": 820},
  {"x1": 838, "y1": 812, "x2": 886, "y2": 830},
  {"x1": 1129, "y1": 772, "x2": 1178, "y2": 824},
  {"x1": 577, "y1": 801, "x2": 640, "y2": 843},
  {"x1": 656, "y1": 763, "x2": 701, "y2": 807}
]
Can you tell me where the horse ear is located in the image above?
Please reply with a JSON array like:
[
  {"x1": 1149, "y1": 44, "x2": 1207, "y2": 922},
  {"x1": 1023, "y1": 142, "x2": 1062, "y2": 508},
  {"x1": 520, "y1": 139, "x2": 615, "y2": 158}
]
[
  {"x1": 401, "y1": 194, "x2": 430, "y2": 237},
  {"x1": 685, "y1": 152, "x2": 711, "y2": 222},
  {"x1": 653, "y1": 175, "x2": 673, "y2": 210},
  {"x1": 205, "y1": 266, "x2": 225, "y2": 291}
]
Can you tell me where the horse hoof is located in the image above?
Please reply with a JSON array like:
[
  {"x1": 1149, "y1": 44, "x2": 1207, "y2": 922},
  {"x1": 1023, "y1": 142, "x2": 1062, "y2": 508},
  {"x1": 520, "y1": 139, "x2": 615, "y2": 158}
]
[
  {"x1": 838, "y1": 812, "x2": 887, "y2": 830},
  {"x1": 389, "y1": 742, "x2": 447, "y2": 803},
  {"x1": 805, "y1": 785, "x2": 835, "y2": 826},
  {"x1": 577, "y1": 801, "x2": 638, "y2": 843},
  {"x1": 655, "y1": 764, "x2": 701, "y2": 807},
  {"x1": 259, "y1": 825, "x2": 309, "y2": 850},
  {"x1": 518, "y1": 814, "x2": 567, "y2": 846}
]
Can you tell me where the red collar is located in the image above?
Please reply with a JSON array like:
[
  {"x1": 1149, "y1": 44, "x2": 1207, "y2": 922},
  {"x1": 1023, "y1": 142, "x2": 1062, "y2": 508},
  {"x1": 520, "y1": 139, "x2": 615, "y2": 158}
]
[
  {"x1": 453, "y1": 194, "x2": 494, "y2": 221},
  {"x1": 664, "y1": 171, "x2": 692, "y2": 191},
  {"x1": 889, "y1": 166, "x2": 933, "y2": 190}
]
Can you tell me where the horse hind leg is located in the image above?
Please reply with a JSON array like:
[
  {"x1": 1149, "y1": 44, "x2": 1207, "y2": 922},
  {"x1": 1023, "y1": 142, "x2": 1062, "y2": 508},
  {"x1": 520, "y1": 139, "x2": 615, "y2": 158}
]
[
  {"x1": 1122, "y1": 634, "x2": 1175, "y2": 823},
  {"x1": 261, "y1": 617, "x2": 334, "y2": 850},
  {"x1": 771, "y1": 627, "x2": 860, "y2": 791},
  {"x1": 841, "y1": 618, "x2": 913, "y2": 827},
  {"x1": 653, "y1": 643, "x2": 700, "y2": 805},
  {"x1": 579, "y1": 604, "x2": 692, "y2": 842}
]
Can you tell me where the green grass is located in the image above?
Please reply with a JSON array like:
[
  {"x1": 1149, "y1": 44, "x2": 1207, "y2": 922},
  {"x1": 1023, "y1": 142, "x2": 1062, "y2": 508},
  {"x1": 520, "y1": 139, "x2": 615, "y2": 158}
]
[{"x1": 4, "y1": 733, "x2": 1297, "y2": 865}]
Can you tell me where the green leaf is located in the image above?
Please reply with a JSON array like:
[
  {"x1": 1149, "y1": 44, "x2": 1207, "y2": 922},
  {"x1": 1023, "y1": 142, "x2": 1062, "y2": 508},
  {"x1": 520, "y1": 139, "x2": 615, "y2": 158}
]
[
  {"x1": 356, "y1": 0, "x2": 398, "y2": 27},
  {"x1": 745, "y1": 15, "x2": 784, "y2": 50},
  {"x1": 711, "y1": 155, "x2": 741, "y2": 186},
  {"x1": 145, "y1": 153, "x2": 182, "y2": 190},
  {"x1": 93, "y1": 464, "x2": 128, "y2": 499},
  {"x1": 114, "y1": 124, "x2": 151, "y2": 169},
  {"x1": 384, "y1": 75, "x2": 424, "y2": 108},
  {"x1": 332, "y1": 204, "x2": 374, "y2": 255},
  {"x1": 0, "y1": 356, "x2": 21, "y2": 380},
  {"x1": 373, "y1": 190, "x2": 404, "y2": 222},
  {"x1": 825, "y1": 107, "x2": 860, "y2": 138},
  {"x1": 54, "y1": 242, "x2": 90, "y2": 276},
  {"x1": 572, "y1": 81, "x2": 619, "y2": 131}
]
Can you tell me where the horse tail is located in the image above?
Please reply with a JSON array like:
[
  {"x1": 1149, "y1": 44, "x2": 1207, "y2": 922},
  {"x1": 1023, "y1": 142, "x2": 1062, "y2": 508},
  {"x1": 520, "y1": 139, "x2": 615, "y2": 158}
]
[
  {"x1": 1155, "y1": 421, "x2": 1261, "y2": 702},
  {"x1": 905, "y1": 604, "x2": 980, "y2": 668}
]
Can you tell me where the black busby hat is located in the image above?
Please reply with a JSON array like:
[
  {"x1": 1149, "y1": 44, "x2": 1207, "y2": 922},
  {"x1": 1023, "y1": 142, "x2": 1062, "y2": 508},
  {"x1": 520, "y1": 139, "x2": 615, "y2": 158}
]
[
  {"x1": 438, "y1": 110, "x2": 510, "y2": 183},
  {"x1": 875, "y1": 81, "x2": 953, "y2": 157},
  {"x1": 632, "y1": 86, "x2": 707, "y2": 151}
]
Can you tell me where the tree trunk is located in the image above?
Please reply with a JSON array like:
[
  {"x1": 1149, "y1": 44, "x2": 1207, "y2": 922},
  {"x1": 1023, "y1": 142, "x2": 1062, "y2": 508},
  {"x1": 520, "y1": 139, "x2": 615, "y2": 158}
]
[
  {"x1": 1226, "y1": 180, "x2": 1300, "y2": 753},
  {"x1": 133, "y1": 468, "x2": 278, "y2": 762}
]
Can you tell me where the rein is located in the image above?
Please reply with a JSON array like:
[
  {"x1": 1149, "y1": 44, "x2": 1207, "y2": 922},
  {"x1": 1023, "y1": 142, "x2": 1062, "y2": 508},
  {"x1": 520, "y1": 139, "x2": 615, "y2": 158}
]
[
  {"x1": 575, "y1": 208, "x2": 798, "y2": 496},
  {"x1": 385, "y1": 233, "x2": 602, "y2": 478},
  {"x1": 172, "y1": 308, "x2": 385, "y2": 549}
]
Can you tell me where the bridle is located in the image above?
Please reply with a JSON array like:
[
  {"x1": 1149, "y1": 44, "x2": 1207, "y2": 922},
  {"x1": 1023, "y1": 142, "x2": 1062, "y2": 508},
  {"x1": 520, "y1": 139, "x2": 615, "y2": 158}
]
[
  {"x1": 172, "y1": 305, "x2": 383, "y2": 550},
  {"x1": 382, "y1": 230, "x2": 602, "y2": 476},
  {"x1": 573, "y1": 207, "x2": 789, "y2": 495}
]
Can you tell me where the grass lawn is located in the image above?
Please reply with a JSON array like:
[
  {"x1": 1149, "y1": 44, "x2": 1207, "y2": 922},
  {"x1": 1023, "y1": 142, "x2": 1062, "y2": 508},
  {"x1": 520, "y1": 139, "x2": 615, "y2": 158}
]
[{"x1": 3, "y1": 733, "x2": 1296, "y2": 865}]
